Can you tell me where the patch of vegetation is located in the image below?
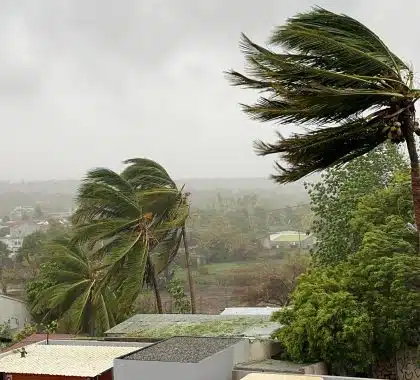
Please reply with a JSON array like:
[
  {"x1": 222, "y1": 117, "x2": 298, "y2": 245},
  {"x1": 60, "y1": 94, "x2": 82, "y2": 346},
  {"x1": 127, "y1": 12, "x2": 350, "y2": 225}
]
[{"x1": 128, "y1": 316, "x2": 269, "y2": 339}]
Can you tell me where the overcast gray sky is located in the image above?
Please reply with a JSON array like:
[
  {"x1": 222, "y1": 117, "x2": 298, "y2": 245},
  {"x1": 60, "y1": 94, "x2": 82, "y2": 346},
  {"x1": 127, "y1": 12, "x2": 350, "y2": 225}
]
[{"x1": 1, "y1": 0, "x2": 419, "y2": 180}]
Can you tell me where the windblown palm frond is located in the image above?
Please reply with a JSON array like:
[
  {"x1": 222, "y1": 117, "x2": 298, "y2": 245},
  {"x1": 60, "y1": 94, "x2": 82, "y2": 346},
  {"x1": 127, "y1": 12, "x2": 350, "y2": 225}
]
[
  {"x1": 31, "y1": 239, "x2": 117, "y2": 335},
  {"x1": 72, "y1": 159, "x2": 194, "y2": 312},
  {"x1": 122, "y1": 158, "x2": 176, "y2": 189},
  {"x1": 226, "y1": 7, "x2": 420, "y2": 183}
]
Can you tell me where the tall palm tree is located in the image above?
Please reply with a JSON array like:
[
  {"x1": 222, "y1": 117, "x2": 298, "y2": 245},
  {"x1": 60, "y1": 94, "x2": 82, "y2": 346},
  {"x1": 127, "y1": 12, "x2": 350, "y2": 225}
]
[
  {"x1": 226, "y1": 7, "x2": 420, "y2": 234},
  {"x1": 72, "y1": 165, "x2": 192, "y2": 313},
  {"x1": 31, "y1": 238, "x2": 117, "y2": 335},
  {"x1": 121, "y1": 158, "x2": 197, "y2": 313}
]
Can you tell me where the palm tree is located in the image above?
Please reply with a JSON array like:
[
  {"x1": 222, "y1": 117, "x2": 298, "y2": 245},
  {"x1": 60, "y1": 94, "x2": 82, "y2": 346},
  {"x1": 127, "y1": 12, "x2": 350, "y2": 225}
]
[
  {"x1": 226, "y1": 7, "x2": 420, "y2": 233},
  {"x1": 72, "y1": 164, "x2": 194, "y2": 313},
  {"x1": 31, "y1": 237, "x2": 117, "y2": 335},
  {"x1": 121, "y1": 158, "x2": 197, "y2": 313}
]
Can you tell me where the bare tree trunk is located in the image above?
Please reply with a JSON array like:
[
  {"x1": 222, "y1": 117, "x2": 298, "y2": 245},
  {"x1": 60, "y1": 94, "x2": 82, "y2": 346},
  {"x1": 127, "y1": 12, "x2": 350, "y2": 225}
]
[
  {"x1": 182, "y1": 228, "x2": 197, "y2": 314},
  {"x1": 402, "y1": 103, "x2": 420, "y2": 250},
  {"x1": 147, "y1": 255, "x2": 163, "y2": 313}
]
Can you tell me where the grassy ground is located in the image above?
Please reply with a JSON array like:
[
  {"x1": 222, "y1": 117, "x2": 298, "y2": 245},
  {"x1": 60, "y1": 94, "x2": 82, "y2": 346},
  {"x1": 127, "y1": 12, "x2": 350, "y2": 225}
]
[{"x1": 175, "y1": 258, "x2": 284, "y2": 287}]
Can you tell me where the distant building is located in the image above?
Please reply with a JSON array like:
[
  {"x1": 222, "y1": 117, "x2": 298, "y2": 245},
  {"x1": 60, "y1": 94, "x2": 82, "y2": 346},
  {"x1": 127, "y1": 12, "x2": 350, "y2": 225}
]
[
  {"x1": 0, "y1": 295, "x2": 31, "y2": 335},
  {"x1": 0, "y1": 221, "x2": 42, "y2": 254},
  {"x1": 261, "y1": 231, "x2": 315, "y2": 250},
  {"x1": 0, "y1": 237, "x2": 23, "y2": 255},
  {"x1": 9, "y1": 206, "x2": 35, "y2": 221},
  {"x1": 219, "y1": 307, "x2": 282, "y2": 316},
  {"x1": 9, "y1": 221, "x2": 40, "y2": 238}
]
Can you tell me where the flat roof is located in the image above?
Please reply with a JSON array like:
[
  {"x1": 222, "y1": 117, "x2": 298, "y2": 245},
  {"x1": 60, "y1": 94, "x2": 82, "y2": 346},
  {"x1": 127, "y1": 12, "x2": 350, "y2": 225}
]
[
  {"x1": 105, "y1": 314, "x2": 281, "y2": 339},
  {"x1": 1, "y1": 334, "x2": 76, "y2": 353},
  {"x1": 220, "y1": 307, "x2": 281, "y2": 316},
  {"x1": 0, "y1": 344, "x2": 140, "y2": 377},
  {"x1": 242, "y1": 375, "x2": 323, "y2": 380},
  {"x1": 123, "y1": 336, "x2": 240, "y2": 363}
]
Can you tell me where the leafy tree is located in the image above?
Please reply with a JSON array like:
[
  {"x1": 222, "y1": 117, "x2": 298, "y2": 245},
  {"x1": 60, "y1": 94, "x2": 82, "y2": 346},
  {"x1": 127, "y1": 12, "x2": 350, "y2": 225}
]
[
  {"x1": 227, "y1": 7, "x2": 420, "y2": 234},
  {"x1": 272, "y1": 179, "x2": 420, "y2": 375},
  {"x1": 188, "y1": 193, "x2": 274, "y2": 263},
  {"x1": 34, "y1": 205, "x2": 44, "y2": 220},
  {"x1": 167, "y1": 278, "x2": 190, "y2": 314},
  {"x1": 306, "y1": 144, "x2": 407, "y2": 264},
  {"x1": 12, "y1": 321, "x2": 57, "y2": 344},
  {"x1": 350, "y1": 171, "x2": 413, "y2": 239},
  {"x1": 16, "y1": 231, "x2": 48, "y2": 277},
  {"x1": 0, "y1": 241, "x2": 15, "y2": 295},
  {"x1": 30, "y1": 238, "x2": 118, "y2": 335},
  {"x1": 0, "y1": 321, "x2": 11, "y2": 340},
  {"x1": 0, "y1": 241, "x2": 9, "y2": 261}
]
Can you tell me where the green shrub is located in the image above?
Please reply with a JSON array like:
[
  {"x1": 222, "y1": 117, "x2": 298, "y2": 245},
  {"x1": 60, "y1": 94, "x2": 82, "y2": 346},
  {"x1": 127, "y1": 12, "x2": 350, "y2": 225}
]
[{"x1": 272, "y1": 235, "x2": 420, "y2": 374}]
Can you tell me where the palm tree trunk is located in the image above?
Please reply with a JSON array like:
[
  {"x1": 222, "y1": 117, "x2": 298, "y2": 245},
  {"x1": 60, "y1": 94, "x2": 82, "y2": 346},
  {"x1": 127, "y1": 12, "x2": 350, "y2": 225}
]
[
  {"x1": 87, "y1": 292, "x2": 95, "y2": 337},
  {"x1": 147, "y1": 255, "x2": 163, "y2": 313},
  {"x1": 182, "y1": 227, "x2": 197, "y2": 314},
  {"x1": 403, "y1": 103, "x2": 420, "y2": 250}
]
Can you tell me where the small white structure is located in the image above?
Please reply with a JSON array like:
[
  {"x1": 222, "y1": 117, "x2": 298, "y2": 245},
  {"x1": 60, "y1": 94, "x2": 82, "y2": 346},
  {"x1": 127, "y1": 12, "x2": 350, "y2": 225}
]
[
  {"x1": 0, "y1": 295, "x2": 31, "y2": 333},
  {"x1": 0, "y1": 236, "x2": 23, "y2": 255},
  {"x1": 220, "y1": 307, "x2": 281, "y2": 316},
  {"x1": 0, "y1": 221, "x2": 42, "y2": 254},
  {"x1": 114, "y1": 337, "x2": 248, "y2": 380}
]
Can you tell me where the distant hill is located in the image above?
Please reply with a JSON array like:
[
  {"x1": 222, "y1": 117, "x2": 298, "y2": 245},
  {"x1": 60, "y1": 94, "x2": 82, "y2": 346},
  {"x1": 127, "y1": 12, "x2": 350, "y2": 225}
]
[{"x1": 0, "y1": 175, "x2": 318, "y2": 216}]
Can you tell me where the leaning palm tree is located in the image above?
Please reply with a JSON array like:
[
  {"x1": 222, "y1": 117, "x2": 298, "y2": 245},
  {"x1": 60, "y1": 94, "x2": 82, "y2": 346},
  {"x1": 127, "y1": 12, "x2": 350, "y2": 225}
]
[
  {"x1": 31, "y1": 237, "x2": 118, "y2": 335},
  {"x1": 226, "y1": 7, "x2": 420, "y2": 232},
  {"x1": 72, "y1": 165, "x2": 192, "y2": 313},
  {"x1": 121, "y1": 158, "x2": 197, "y2": 313}
]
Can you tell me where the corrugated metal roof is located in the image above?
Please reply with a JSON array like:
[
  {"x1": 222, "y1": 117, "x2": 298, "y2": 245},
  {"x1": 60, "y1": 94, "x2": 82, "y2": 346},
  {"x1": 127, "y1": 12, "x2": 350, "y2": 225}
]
[
  {"x1": 220, "y1": 307, "x2": 281, "y2": 316},
  {"x1": 1, "y1": 334, "x2": 76, "y2": 353},
  {"x1": 0, "y1": 344, "x2": 140, "y2": 377}
]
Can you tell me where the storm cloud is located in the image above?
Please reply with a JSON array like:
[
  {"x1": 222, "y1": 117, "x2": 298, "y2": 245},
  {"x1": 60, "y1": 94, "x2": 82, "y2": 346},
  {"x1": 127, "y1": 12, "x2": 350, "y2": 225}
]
[{"x1": 0, "y1": 0, "x2": 418, "y2": 180}]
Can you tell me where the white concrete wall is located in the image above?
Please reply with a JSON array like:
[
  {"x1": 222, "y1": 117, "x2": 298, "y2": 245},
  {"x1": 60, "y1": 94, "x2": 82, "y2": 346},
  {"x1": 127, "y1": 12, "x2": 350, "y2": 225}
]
[
  {"x1": 248, "y1": 340, "x2": 282, "y2": 362},
  {"x1": 114, "y1": 359, "x2": 196, "y2": 380},
  {"x1": 199, "y1": 341, "x2": 250, "y2": 380},
  {"x1": 0, "y1": 296, "x2": 31, "y2": 331},
  {"x1": 113, "y1": 341, "x2": 249, "y2": 380}
]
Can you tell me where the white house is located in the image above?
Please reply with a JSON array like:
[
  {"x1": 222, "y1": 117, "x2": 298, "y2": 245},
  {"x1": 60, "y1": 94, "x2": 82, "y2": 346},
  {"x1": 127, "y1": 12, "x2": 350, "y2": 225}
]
[
  {"x1": 0, "y1": 236, "x2": 23, "y2": 255},
  {"x1": 9, "y1": 221, "x2": 40, "y2": 239},
  {"x1": 0, "y1": 221, "x2": 42, "y2": 255},
  {"x1": 0, "y1": 295, "x2": 31, "y2": 333}
]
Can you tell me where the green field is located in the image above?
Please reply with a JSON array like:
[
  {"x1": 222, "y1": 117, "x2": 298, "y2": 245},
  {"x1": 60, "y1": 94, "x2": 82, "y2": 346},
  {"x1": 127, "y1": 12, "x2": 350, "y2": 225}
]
[{"x1": 175, "y1": 258, "x2": 283, "y2": 286}]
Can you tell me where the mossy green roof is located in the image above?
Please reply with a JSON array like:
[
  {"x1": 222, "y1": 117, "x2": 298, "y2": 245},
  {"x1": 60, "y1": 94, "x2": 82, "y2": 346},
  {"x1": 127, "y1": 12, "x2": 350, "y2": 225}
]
[{"x1": 105, "y1": 314, "x2": 281, "y2": 340}]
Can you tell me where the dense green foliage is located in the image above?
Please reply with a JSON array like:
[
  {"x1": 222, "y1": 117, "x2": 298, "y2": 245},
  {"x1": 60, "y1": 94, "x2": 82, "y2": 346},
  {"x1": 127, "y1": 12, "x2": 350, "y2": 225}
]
[
  {"x1": 30, "y1": 238, "x2": 119, "y2": 335},
  {"x1": 71, "y1": 158, "x2": 193, "y2": 313},
  {"x1": 306, "y1": 144, "x2": 408, "y2": 264},
  {"x1": 166, "y1": 278, "x2": 190, "y2": 313},
  {"x1": 24, "y1": 158, "x2": 200, "y2": 332},
  {"x1": 273, "y1": 174, "x2": 420, "y2": 374},
  {"x1": 189, "y1": 194, "x2": 311, "y2": 263}
]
